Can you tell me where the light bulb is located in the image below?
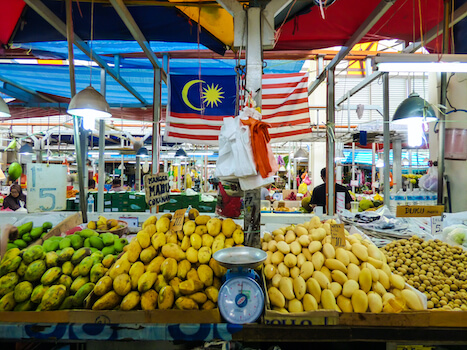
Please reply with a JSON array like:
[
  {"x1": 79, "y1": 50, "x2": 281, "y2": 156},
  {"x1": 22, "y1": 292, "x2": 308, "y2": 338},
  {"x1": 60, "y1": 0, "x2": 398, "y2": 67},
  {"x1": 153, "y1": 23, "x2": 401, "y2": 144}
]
[
  {"x1": 406, "y1": 118, "x2": 424, "y2": 147},
  {"x1": 82, "y1": 115, "x2": 96, "y2": 130}
]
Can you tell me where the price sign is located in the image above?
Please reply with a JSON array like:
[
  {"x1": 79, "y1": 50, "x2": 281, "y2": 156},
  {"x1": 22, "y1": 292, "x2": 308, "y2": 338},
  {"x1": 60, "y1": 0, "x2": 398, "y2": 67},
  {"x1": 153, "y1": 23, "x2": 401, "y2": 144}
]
[
  {"x1": 396, "y1": 205, "x2": 444, "y2": 217},
  {"x1": 27, "y1": 164, "x2": 67, "y2": 213},
  {"x1": 331, "y1": 223, "x2": 345, "y2": 248},
  {"x1": 143, "y1": 173, "x2": 170, "y2": 207},
  {"x1": 431, "y1": 216, "x2": 443, "y2": 235},
  {"x1": 277, "y1": 201, "x2": 286, "y2": 208},
  {"x1": 170, "y1": 208, "x2": 187, "y2": 233}
]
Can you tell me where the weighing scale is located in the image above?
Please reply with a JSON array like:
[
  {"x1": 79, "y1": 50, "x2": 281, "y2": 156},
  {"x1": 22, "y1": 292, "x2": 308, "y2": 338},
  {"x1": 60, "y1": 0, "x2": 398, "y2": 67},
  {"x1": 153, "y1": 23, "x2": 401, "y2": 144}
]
[{"x1": 213, "y1": 247, "x2": 267, "y2": 324}]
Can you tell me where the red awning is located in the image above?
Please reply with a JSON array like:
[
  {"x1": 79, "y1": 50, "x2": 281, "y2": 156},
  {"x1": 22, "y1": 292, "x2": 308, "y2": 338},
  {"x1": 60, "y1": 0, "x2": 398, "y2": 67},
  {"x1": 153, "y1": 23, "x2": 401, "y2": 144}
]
[
  {"x1": 0, "y1": 0, "x2": 25, "y2": 45},
  {"x1": 275, "y1": 0, "x2": 446, "y2": 53}
]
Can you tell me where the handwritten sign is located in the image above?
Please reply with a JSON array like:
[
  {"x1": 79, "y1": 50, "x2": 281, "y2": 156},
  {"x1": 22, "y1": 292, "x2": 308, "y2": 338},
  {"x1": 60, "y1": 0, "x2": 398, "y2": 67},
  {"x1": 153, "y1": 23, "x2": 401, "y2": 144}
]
[
  {"x1": 27, "y1": 164, "x2": 67, "y2": 212},
  {"x1": 170, "y1": 208, "x2": 187, "y2": 233},
  {"x1": 431, "y1": 216, "x2": 443, "y2": 235},
  {"x1": 330, "y1": 223, "x2": 345, "y2": 248},
  {"x1": 396, "y1": 205, "x2": 444, "y2": 217},
  {"x1": 143, "y1": 172, "x2": 170, "y2": 207}
]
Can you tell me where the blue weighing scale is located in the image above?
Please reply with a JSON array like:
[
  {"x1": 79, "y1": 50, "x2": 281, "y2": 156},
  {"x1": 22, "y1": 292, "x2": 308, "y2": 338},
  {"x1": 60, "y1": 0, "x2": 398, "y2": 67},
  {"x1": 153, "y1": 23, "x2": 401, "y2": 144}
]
[{"x1": 213, "y1": 247, "x2": 267, "y2": 324}]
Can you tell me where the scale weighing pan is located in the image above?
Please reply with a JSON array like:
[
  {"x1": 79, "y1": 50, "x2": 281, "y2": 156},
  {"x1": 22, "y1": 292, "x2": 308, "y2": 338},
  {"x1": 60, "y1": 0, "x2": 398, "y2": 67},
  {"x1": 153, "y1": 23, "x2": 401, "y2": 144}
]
[{"x1": 213, "y1": 247, "x2": 267, "y2": 269}]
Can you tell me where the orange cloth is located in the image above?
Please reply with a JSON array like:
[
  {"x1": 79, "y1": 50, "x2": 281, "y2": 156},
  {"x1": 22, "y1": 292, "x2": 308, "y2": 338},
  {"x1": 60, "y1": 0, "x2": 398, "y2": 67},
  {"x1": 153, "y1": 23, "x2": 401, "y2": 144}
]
[{"x1": 241, "y1": 117, "x2": 278, "y2": 178}]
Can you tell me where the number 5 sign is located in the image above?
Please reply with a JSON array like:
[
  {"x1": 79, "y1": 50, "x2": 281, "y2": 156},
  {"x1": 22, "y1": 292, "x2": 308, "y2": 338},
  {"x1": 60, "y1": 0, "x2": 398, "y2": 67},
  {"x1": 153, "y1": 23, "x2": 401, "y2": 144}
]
[{"x1": 27, "y1": 164, "x2": 67, "y2": 212}]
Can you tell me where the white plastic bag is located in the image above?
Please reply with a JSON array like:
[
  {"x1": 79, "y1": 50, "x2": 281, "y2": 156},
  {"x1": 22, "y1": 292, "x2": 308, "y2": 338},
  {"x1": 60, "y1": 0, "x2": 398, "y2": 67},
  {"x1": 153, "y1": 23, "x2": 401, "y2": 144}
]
[
  {"x1": 239, "y1": 174, "x2": 274, "y2": 191},
  {"x1": 215, "y1": 117, "x2": 257, "y2": 178},
  {"x1": 419, "y1": 166, "x2": 438, "y2": 192}
]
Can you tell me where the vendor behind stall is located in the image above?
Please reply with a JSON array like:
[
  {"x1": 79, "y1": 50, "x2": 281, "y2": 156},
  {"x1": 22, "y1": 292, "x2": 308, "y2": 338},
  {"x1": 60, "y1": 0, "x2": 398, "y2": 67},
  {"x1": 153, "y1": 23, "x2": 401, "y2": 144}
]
[
  {"x1": 311, "y1": 168, "x2": 351, "y2": 213},
  {"x1": 2, "y1": 183, "x2": 26, "y2": 211}
]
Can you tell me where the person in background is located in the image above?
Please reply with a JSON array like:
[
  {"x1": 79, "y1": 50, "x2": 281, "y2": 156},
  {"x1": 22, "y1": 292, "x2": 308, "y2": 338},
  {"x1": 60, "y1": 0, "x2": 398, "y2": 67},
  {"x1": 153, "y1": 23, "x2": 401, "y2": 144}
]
[
  {"x1": 88, "y1": 178, "x2": 96, "y2": 190},
  {"x1": 310, "y1": 168, "x2": 352, "y2": 213},
  {"x1": 111, "y1": 178, "x2": 125, "y2": 192},
  {"x1": 261, "y1": 184, "x2": 272, "y2": 202},
  {"x1": 2, "y1": 183, "x2": 26, "y2": 211}
]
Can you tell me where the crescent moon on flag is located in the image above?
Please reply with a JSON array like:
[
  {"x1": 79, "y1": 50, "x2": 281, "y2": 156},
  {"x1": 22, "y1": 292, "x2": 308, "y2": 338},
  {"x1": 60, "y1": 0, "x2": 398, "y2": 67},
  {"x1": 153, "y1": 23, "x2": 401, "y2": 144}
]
[{"x1": 182, "y1": 79, "x2": 205, "y2": 111}]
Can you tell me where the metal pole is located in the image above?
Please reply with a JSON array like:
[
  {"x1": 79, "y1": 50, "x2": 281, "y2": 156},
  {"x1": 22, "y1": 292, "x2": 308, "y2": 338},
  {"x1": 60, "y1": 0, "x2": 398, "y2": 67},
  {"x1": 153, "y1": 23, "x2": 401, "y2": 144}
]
[
  {"x1": 244, "y1": 6, "x2": 262, "y2": 248},
  {"x1": 97, "y1": 119, "x2": 105, "y2": 213},
  {"x1": 382, "y1": 72, "x2": 390, "y2": 205},
  {"x1": 393, "y1": 138, "x2": 402, "y2": 191},
  {"x1": 352, "y1": 142, "x2": 356, "y2": 193},
  {"x1": 438, "y1": 0, "x2": 451, "y2": 206},
  {"x1": 100, "y1": 69, "x2": 107, "y2": 98},
  {"x1": 66, "y1": 0, "x2": 76, "y2": 97},
  {"x1": 73, "y1": 115, "x2": 87, "y2": 222},
  {"x1": 326, "y1": 68, "x2": 336, "y2": 215},
  {"x1": 135, "y1": 156, "x2": 141, "y2": 192},
  {"x1": 151, "y1": 68, "x2": 161, "y2": 213},
  {"x1": 372, "y1": 143, "x2": 376, "y2": 192}
]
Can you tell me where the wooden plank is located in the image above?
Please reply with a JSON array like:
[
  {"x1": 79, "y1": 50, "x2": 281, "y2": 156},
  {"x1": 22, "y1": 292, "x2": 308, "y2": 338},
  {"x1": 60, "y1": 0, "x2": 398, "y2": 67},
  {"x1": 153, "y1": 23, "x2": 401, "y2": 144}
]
[
  {"x1": 429, "y1": 310, "x2": 467, "y2": 327},
  {"x1": 339, "y1": 312, "x2": 431, "y2": 327}
]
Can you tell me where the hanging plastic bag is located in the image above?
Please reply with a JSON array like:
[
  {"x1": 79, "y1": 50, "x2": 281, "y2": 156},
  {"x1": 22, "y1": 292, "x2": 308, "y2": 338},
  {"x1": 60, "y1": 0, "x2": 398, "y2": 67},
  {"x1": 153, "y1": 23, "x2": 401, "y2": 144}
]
[
  {"x1": 215, "y1": 182, "x2": 242, "y2": 218},
  {"x1": 419, "y1": 166, "x2": 438, "y2": 192},
  {"x1": 298, "y1": 182, "x2": 308, "y2": 194}
]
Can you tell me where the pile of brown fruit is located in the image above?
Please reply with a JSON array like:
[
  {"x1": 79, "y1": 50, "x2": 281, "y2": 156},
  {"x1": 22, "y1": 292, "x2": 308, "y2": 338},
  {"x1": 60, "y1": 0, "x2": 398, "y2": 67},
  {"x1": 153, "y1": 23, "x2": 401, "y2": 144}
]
[{"x1": 382, "y1": 236, "x2": 467, "y2": 310}]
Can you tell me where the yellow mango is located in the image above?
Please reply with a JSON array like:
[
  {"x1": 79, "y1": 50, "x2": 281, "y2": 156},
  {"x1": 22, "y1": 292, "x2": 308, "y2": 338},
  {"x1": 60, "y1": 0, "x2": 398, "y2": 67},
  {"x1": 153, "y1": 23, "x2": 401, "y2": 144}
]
[
  {"x1": 158, "y1": 286, "x2": 175, "y2": 309},
  {"x1": 121, "y1": 291, "x2": 140, "y2": 311},
  {"x1": 302, "y1": 294, "x2": 318, "y2": 311},
  {"x1": 202, "y1": 234, "x2": 214, "y2": 248},
  {"x1": 390, "y1": 274, "x2": 405, "y2": 290},
  {"x1": 179, "y1": 279, "x2": 204, "y2": 295},
  {"x1": 141, "y1": 289, "x2": 158, "y2": 310},
  {"x1": 368, "y1": 292, "x2": 383, "y2": 313},
  {"x1": 186, "y1": 247, "x2": 198, "y2": 263},
  {"x1": 299, "y1": 261, "x2": 314, "y2": 280},
  {"x1": 207, "y1": 218, "x2": 222, "y2": 236},
  {"x1": 92, "y1": 291, "x2": 122, "y2": 310},
  {"x1": 279, "y1": 277, "x2": 295, "y2": 300},
  {"x1": 151, "y1": 233, "x2": 166, "y2": 251},
  {"x1": 401, "y1": 289, "x2": 424, "y2": 311},
  {"x1": 187, "y1": 292, "x2": 207, "y2": 304},
  {"x1": 352, "y1": 290, "x2": 369, "y2": 312},
  {"x1": 335, "y1": 248, "x2": 350, "y2": 266},
  {"x1": 321, "y1": 289, "x2": 339, "y2": 311},
  {"x1": 293, "y1": 276, "x2": 306, "y2": 300},
  {"x1": 129, "y1": 261, "x2": 145, "y2": 290},
  {"x1": 94, "y1": 276, "x2": 113, "y2": 297},
  {"x1": 306, "y1": 278, "x2": 322, "y2": 303},
  {"x1": 146, "y1": 256, "x2": 165, "y2": 274},
  {"x1": 325, "y1": 259, "x2": 348, "y2": 274},
  {"x1": 311, "y1": 251, "x2": 325, "y2": 270},
  {"x1": 177, "y1": 259, "x2": 192, "y2": 280},
  {"x1": 205, "y1": 286, "x2": 219, "y2": 303},
  {"x1": 140, "y1": 246, "x2": 157, "y2": 265},
  {"x1": 161, "y1": 258, "x2": 178, "y2": 281},
  {"x1": 155, "y1": 216, "x2": 170, "y2": 233},
  {"x1": 175, "y1": 296, "x2": 199, "y2": 310},
  {"x1": 212, "y1": 239, "x2": 225, "y2": 254},
  {"x1": 183, "y1": 220, "x2": 196, "y2": 236},
  {"x1": 209, "y1": 258, "x2": 226, "y2": 278},
  {"x1": 268, "y1": 286, "x2": 285, "y2": 308},
  {"x1": 113, "y1": 274, "x2": 131, "y2": 297},
  {"x1": 288, "y1": 299, "x2": 303, "y2": 313},
  {"x1": 359, "y1": 268, "x2": 372, "y2": 293},
  {"x1": 195, "y1": 215, "x2": 211, "y2": 225},
  {"x1": 109, "y1": 257, "x2": 131, "y2": 280},
  {"x1": 342, "y1": 279, "x2": 359, "y2": 298},
  {"x1": 222, "y1": 218, "x2": 236, "y2": 238},
  {"x1": 347, "y1": 263, "x2": 360, "y2": 282},
  {"x1": 337, "y1": 295, "x2": 353, "y2": 312},
  {"x1": 284, "y1": 253, "x2": 298, "y2": 268},
  {"x1": 233, "y1": 229, "x2": 244, "y2": 245},
  {"x1": 166, "y1": 232, "x2": 178, "y2": 244},
  {"x1": 312, "y1": 270, "x2": 331, "y2": 289},
  {"x1": 154, "y1": 274, "x2": 169, "y2": 293},
  {"x1": 136, "y1": 231, "x2": 151, "y2": 249},
  {"x1": 331, "y1": 270, "x2": 348, "y2": 286},
  {"x1": 198, "y1": 265, "x2": 214, "y2": 287},
  {"x1": 161, "y1": 243, "x2": 186, "y2": 261},
  {"x1": 137, "y1": 271, "x2": 158, "y2": 293},
  {"x1": 195, "y1": 225, "x2": 208, "y2": 236},
  {"x1": 198, "y1": 247, "x2": 212, "y2": 264},
  {"x1": 202, "y1": 300, "x2": 216, "y2": 310},
  {"x1": 126, "y1": 241, "x2": 142, "y2": 263},
  {"x1": 181, "y1": 236, "x2": 191, "y2": 251},
  {"x1": 330, "y1": 282, "x2": 342, "y2": 298},
  {"x1": 352, "y1": 244, "x2": 369, "y2": 262}
]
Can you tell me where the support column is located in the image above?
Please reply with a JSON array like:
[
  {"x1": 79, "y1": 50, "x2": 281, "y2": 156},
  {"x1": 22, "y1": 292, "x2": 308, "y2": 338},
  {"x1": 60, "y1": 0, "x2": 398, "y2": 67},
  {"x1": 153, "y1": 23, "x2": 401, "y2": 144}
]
[
  {"x1": 326, "y1": 68, "x2": 335, "y2": 215},
  {"x1": 244, "y1": 6, "x2": 262, "y2": 248},
  {"x1": 372, "y1": 143, "x2": 376, "y2": 192},
  {"x1": 382, "y1": 73, "x2": 390, "y2": 205},
  {"x1": 135, "y1": 156, "x2": 141, "y2": 191},
  {"x1": 393, "y1": 138, "x2": 402, "y2": 191},
  {"x1": 97, "y1": 119, "x2": 105, "y2": 213},
  {"x1": 151, "y1": 68, "x2": 161, "y2": 213},
  {"x1": 351, "y1": 142, "x2": 356, "y2": 193}
]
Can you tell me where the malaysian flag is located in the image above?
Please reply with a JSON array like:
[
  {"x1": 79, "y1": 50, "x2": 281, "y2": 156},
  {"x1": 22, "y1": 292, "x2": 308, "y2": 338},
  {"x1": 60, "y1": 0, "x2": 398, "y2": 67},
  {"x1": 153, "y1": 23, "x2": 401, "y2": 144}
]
[{"x1": 165, "y1": 71, "x2": 311, "y2": 145}]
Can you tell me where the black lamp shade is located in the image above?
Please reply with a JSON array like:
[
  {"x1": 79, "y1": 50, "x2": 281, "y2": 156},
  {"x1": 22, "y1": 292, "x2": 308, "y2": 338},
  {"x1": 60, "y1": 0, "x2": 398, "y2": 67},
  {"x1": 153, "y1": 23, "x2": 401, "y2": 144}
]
[
  {"x1": 392, "y1": 93, "x2": 436, "y2": 124},
  {"x1": 175, "y1": 148, "x2": 188, "y2": 158}
]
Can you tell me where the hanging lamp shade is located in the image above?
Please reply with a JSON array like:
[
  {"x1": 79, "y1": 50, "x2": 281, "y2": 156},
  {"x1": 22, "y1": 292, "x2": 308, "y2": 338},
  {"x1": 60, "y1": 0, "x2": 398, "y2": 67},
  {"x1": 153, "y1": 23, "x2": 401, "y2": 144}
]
[
  {"x1": 175, "y1": 148, "x2": 188, "y2": 158},
  {"x1": 0, "y1": 98, "x2": 10, "y2": 118},
  {"x1": 67, "y1": 86, "x2": 112, "y2": 119},
  {"x1": 19, "y1": 143, "x2": 33, "y2": 155},
  {"x1": 136, "y1": 147, "x2": 150, "y2": 158},
  {"x1": 294, "y1": 147, "x2": 308, "y2": 160},
  {"x1": 392, "y1": 93, "x2": 437, "y2": 124}
]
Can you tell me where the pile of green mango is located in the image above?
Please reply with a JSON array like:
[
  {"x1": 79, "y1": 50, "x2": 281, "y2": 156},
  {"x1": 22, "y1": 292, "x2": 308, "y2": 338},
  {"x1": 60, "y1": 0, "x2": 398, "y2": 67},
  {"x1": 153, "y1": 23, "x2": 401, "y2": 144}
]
[
  {"x1": 0, "y1": 234, "x2": 128, "y2": 311},
  {"x1": 7, "y1": 221, "x2": 54, "y2": 251}
]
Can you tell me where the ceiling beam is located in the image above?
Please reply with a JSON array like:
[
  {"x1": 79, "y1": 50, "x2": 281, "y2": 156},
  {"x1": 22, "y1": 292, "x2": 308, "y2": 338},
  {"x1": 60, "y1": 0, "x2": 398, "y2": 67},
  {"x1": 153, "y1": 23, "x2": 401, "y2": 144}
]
[
  {"x1": 308, "y1": 0, "x2": 397, "y2": 96},
  {"x1": 0, "y1": 75, "x2": 58, "y2": 103},
  {"x1": 23, "y1": 0, "x2": 149, "y2": 105},
  {"x1": 108, "y1": 0, "x2": 167, "y2": 84}
]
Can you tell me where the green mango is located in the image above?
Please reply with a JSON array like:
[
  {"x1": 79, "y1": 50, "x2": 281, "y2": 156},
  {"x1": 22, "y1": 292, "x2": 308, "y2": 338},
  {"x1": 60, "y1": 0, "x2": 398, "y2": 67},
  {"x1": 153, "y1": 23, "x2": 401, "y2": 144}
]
[
  {"x1": 22, "y1": 234, "x2": 32, "y2": 243},
  {"x1": 14, "y1": 300, "x2": 36, "y2": 311},
  {"x1": 114, "y1": 238, "x2": 128, "y2": 253},
  {"x1": 16, "y1": 261, "x2": 28, "y2": 277},
  {"x1": 42, "y1": 222, "x2": 53, "y2": 230},
  {"x1": 42, "y1": 239, "x2": 59, "y2": 253},
  {"x1": 59, "y1": 295, "x2": 74, "y2": 310},
  {"x1": 70, "y1": 275, "x2": 89, "y2": 295},
  {"x1": 1, "y1": 248, "x2": 20, "y2": 264},
  {"x1": 83, "y1": 238, "x2": 91, "y2": 248},
  {"x1": 0, "y1": 272, "x2": 19, "y2": 297},
  {"x1": 62, "y1": 261, "x2": 74, "y2": 276},
  {"x1": 101, "y1": 246, "x2": 115, "y2": 256},
  {"x1": 90, "y1": 263, "x2": 106, "y2": 283},
  {"x1": 37, "y1": 284, "x2": 66, "y2": 311},
  {"x1": 6, "y1": 243, "x2": 18, "y2": 251},
  {"x1": 58, "y1": 247, "x2": 75, "y2": 263},
  {"x1": 30, "y1": 227, "x2": 43, "y2": 240},
  {"x1": 71, "y1": 265, "x2": 80, "y2": 279},
  {"x1": 70, "y1": 247, "x2": 92, "y2": 265},
  {"x1": 59, "y1": 237, "x2": 72, "y2": 250},
  {"x1": 78, "y1": 256, "x2": 94, "y2": 276},
  {"x1": 45, "y1": 251, "x2": 59, "y2": 268},
  {"x1": 41, "y1": 267, "x2": 62, "y2": 285},
  {"x1": 57, "y1": 275, "x2": 73, "y2": 290},
  {"x1": 23, "y1": 245, "x2": 44, "y2": 264},
  {"x1": 101, "y1": 232, "x2": 115, "y2": 246},
  {"x1": 13, "y1": 281, "x2": 34, "y2": 303},
  {"x1": 90, "y1": 251, "x2": 104, "y2": 264},
  {"x1": 79, "y1": 229, "x2": 98, "y2": 238},
  {"x1": 24, "y1": 260, "x2": 47, "y2": 282},
  {"x1": 17, "y1": 222, "x2": 33, "y2": 237},
  {"x1": 102, "y1": 254, "x2": 115, "y2": 268},
  {"x1": 89, "y1": 236, "x2": 104, "y2": 250},
  {"x1": 0, "y1": 291, "x2": 16, "y2": 311},
  {"x1": 72, "y1": 282, "x2": 95, "y2": 308},
  {"x1": 13, "y1": 239, "x2": 27, "y2": 249},
  {"x1": 90, "y1": 248, "x2": 98, "y2": 254},
  {"x1": 70, "y1": 234, "x2": 84, "y2": 250},
  {"x1": 30, "y1": 284, "x2": 49, "y2": 304},
  {"x1": 0, "y1": 255, "x2": 22, "y2": 277},
  {"x1": 49, "y1": 236, "x2": 62, "y2": 242}
]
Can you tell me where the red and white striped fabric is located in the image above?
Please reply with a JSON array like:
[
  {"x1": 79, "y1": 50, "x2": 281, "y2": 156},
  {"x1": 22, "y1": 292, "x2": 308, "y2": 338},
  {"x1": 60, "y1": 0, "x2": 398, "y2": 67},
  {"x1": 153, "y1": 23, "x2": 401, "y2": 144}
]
[{"x1": 164, "y1": 71, "x2": 311, "y2": 145}]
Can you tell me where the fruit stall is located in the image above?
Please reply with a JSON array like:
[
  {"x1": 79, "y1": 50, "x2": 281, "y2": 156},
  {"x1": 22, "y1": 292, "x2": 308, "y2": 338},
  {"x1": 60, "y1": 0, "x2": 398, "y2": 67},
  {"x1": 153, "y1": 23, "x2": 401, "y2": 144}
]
[{"x1": 1, "y1": 212, "x2": 467, "y2": 348}]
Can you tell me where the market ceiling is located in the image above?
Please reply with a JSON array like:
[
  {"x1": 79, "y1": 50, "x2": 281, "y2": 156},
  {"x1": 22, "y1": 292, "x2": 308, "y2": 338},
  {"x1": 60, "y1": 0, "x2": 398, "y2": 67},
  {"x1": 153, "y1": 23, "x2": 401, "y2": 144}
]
[{"x1": 0, "y1": 0, "x2": 466, "y2": 121}]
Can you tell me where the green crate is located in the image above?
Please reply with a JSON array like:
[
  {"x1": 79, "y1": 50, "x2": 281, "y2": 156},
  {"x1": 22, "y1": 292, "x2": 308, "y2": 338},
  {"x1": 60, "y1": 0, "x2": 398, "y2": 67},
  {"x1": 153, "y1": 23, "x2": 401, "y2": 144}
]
[
  {"x1": 197, "y1": 201, "x2": 217, "y2": 213},
  {"x1": 66, "y1": 199, "x2": 76, "y2": 211},
  {"x1": 182, "y1": 194, "x2": 200, "y2": 208}
]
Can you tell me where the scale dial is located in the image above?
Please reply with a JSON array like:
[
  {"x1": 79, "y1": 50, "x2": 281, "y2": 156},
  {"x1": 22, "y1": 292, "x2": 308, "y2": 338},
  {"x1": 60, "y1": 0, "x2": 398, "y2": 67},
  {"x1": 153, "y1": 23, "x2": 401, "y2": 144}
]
[{"x1": 218, "y1": 277, "x2": 264, "y2": 324}]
